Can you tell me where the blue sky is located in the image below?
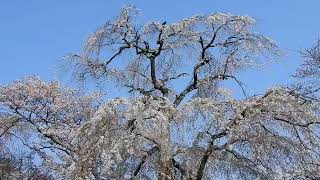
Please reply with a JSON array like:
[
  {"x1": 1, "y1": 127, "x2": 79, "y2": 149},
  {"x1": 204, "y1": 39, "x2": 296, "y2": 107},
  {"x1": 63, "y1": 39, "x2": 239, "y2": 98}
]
[{"x1": 1, "y1": 0, "x2": 319, "y2": 97}]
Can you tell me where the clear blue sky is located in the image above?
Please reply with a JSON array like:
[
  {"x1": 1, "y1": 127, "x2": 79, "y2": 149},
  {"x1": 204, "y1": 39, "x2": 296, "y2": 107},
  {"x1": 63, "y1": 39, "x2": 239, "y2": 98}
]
[{"x1": 1, "y1": 0, "x2": 319, "y2": 97}]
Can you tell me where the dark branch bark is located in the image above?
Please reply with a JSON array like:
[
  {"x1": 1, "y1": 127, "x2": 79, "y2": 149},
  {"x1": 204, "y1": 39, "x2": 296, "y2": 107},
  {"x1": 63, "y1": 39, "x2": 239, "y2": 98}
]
[
  {"x1": 147, "y1": 25, "x2": 170, "y2": 97},
  {"x1": 196, "y1": 147, "x2": 212, "y2": 180},
  {"x1": 174, "y1": 58, "x2": 209, "y2": 106},
  {"x1": 10, "y1": 107, "x2": 75, "y2": 157},
  {"x1": 174, "y1": 31, "x2": 220, "y2": 106},
  {"x1": 0, "y1": 118, "x2": 20, "y2": 137},
  {"x1": 105, "y1": 45, "x2": 130, "y2": 66},
  {"x1": 124, "y1": 84, "x2": 154, "y2": 95},
  {"x1": 273, "y1": 116, "x2": 320, "y2": 128},
  {"x1": 174, "y1": 73, "x2": 247, "y2": 106},
  {"x1": 172, "y1": 158, "x2": 186, "y2": 177},
  {"x1": 161, "y1": 73, "x2": 188, "y2": 83},
  {"x1": 132, "y1": 146, "x2": 159, "y2": 177},
  {"x1": 196, "y1": 131, "x2": 227, "y2": 180}
]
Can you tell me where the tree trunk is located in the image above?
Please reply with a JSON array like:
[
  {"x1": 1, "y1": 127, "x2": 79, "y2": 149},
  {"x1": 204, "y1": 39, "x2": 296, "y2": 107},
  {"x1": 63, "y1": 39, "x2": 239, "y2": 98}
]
[
  {"x1": 158, "y1": 107, "x2": 175, "y2": 180},
  {"x1": 158, "y1": 157, "x2": 175, "y2": 180}
]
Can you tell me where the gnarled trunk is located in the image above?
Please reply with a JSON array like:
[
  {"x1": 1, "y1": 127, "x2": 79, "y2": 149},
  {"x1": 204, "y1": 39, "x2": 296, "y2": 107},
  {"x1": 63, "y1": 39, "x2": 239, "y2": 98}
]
[{"x1": 158, "y1": 106, "x2": 175, "y2": 180}]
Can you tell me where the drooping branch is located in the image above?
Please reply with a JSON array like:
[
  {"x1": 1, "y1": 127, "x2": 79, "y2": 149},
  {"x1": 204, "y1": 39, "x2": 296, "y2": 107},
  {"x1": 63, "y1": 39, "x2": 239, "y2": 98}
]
[
  {"x1": 174, "y1": 73, "x2": 247, "y2": 106},
  {"x1": 11, "y1": 108, "x2": 75, "y2": 156},
  {"x1": 105, "y1": 45, "x2": 131, "y2": 66}
]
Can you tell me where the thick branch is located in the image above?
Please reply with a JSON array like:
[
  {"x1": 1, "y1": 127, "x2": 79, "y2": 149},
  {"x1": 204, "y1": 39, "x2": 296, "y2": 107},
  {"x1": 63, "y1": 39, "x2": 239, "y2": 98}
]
[
  {"x1": 105, "y1": 45, "x2": 130, "y2": 66},
  {"x1": 0, "y1": 118, "x2": 20, "y2": 137},
  {"x1": 149, "y1": 57, "x2": 169, "y2": 96},
  {"x1": 161, "y1": 73, "x2": 188, "y2": 83},
  {"x1": 273, "y1": 116, "x2": 320, "y2": 128},
  {"x1": 196, "y1": 131, "x2": 227, "y2": 180},
  {"x1": 124, "y1": 84, "x2": 154, "y2": 95},
  {"x1": 132, "y1": 146, "x2": 159, "y2": 177},
  {"x1": 174, "y1": 58, "x2": 209, "y2": 106},
  {"x1": 174, "y1": 32, "x2": 220, "y2": 106},
  {"x1": 174, "y1": 26, "x2": 248, "y2": 106},
  {"x1": 172, "y1": 158, "x2": 186, "y2": 177}
]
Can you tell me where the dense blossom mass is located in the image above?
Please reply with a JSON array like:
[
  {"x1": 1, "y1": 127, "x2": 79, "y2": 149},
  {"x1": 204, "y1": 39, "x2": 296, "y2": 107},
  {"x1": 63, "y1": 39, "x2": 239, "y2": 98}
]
[{"x1": 1, "y1": 6, "x2": 320, "y2": 180}]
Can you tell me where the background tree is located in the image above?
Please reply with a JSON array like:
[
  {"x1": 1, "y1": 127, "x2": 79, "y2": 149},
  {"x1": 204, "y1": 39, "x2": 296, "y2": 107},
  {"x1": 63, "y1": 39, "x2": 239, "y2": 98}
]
[
  {"x1": 1, "y1": 6, "x2": 320, "y2": 180},
  {"x1": 0, "y1": 76, "x2": 101, "y2": 179},
  {"x1": 293, "y1": 39, "x2": 320, "y2": 102},
  {"x1": 0, "y1": 149, "x2": 53, "y2": 180}
]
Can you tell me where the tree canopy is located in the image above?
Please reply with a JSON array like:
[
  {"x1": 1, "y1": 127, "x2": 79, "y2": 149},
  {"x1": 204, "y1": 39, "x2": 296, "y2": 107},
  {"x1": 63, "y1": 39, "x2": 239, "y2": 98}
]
[{"x1": 1, "y1": 6, "x2": 320, "y2": 180}]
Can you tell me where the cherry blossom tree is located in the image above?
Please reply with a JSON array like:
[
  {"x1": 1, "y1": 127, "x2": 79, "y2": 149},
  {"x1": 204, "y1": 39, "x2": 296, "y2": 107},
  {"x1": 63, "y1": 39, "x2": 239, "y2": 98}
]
[
  {"x1": 293, "y1": 39, "x2": 320, "y2": 102},
  {"x1": 0, "y1": 76, "x2": 101, "y2": 179},
  {"x1": 1, "y1": 6, "x2": 320, "y2": 180},
  {"x1": 0, "y1": 150, "x2": 53, "y2": 180}
]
